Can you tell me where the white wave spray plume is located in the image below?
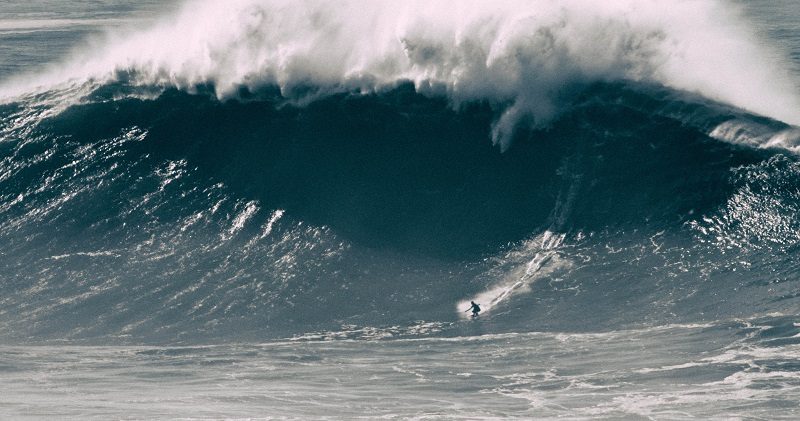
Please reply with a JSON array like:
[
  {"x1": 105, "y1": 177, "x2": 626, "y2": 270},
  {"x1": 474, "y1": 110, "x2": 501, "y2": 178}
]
[{"x1": 3, "y1": 0, "x2": 800, "y2": 149}]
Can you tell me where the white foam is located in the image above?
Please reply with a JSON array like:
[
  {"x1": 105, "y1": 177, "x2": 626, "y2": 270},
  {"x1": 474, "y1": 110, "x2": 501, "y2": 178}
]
[
  {"x1": 2, "y1": 0, "x2": 799, "y2": 150},
  {"x1": 710, "y1": 119, "x2": 800, "y2": 151},
  {"x1": 457, "y1": 231, "x2": 566, "y2": 317}
]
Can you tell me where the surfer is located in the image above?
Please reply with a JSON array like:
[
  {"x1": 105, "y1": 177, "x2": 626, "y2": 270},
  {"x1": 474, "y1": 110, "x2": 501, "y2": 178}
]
[{"x1": 466, "y1": 301, "x2": 481, "y2": 317}]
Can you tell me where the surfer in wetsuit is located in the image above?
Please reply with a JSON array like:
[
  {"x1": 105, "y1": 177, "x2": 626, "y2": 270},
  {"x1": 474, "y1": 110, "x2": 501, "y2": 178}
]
[{"x1": 467, "y1": 301, "x2": 481, "y2": 317}]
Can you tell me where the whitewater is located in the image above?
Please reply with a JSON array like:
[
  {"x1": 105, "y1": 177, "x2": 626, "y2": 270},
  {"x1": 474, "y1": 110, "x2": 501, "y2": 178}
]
[{"x1": 3, "y1": 0, "x2": 800, "y2": 419}]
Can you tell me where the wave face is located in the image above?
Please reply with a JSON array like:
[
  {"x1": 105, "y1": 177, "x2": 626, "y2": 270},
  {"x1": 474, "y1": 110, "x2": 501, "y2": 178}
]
[{"x1": 2, "y1": 1, "x2": 800, "y2": 344}]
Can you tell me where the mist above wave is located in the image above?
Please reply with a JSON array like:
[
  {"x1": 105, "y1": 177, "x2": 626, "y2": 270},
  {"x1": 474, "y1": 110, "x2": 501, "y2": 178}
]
[{"x1": 3, "y1": 0, "x2": 800, "y2": 149}]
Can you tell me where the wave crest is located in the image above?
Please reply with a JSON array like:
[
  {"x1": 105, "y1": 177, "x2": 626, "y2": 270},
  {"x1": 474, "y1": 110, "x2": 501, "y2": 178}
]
[{"x1": 3, "y1": 0, "x2": 799, "y2": 149}]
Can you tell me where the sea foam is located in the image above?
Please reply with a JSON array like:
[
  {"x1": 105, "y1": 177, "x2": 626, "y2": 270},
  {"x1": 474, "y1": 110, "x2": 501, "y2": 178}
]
[{"x1": 2, "y1": 0, "x2": 799, "y2": 149}]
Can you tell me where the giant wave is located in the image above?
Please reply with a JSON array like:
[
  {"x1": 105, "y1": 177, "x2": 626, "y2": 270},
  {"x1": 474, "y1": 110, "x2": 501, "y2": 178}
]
[{"x1": 1, "y1": 0, "x2": 800, "y2": 344}]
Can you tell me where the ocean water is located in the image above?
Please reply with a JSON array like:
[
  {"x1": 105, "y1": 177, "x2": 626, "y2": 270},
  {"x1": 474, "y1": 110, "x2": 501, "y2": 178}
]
[
  {"x1": 4, "y1": 321, "x2": 800, "y2": 419},
  {"x1": 2, "y1": 0, "x2": 800, "y2": 419}
]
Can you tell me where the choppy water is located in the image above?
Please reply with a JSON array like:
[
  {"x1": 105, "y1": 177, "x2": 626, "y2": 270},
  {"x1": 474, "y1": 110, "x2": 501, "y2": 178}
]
[
  {"x1": 3, "y1": 0, "x2": 800, "y2": 419},
  {"x1": 4, "y1": 319, "x2": 800, "y2": 419}
]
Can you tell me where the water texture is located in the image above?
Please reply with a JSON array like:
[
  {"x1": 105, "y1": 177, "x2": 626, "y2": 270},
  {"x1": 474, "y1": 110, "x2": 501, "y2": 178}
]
[{"x1": 2, "y1": 1, "x2": 800, "y2": 419}]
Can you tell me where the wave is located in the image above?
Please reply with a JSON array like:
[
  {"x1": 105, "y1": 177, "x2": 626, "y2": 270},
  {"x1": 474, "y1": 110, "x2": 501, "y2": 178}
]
[
  {"x1": 3, "y1": 0, "x2": 800, "y2": 150},
  {"x1": 3, "y1": 76, "x2": 799, "y2": 343},
  {"x1": 16, "y1": 80, "x2": 780, "y2": 255},
  {"x1": 2, "y1": 1, "x2": 800, "y2": 344}
]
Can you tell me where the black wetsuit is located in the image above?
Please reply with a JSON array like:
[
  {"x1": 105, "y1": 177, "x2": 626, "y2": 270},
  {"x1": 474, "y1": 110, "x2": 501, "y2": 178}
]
[{"x1": 470, "y1": 303, "x2": 481, "y2": 317}]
